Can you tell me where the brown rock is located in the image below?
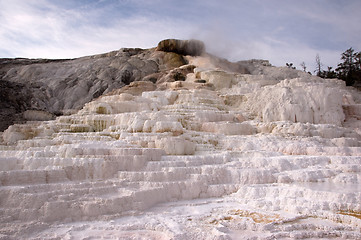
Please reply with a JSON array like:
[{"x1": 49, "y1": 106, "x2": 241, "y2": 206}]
[{"x1": 156, "y1": 39, "x2": 205, "y2": 56}]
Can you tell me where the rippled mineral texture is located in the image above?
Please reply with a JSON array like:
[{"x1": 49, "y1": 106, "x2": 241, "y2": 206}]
[{"x1": 1, "y1": 39, "x2": 361, "y2": 239}]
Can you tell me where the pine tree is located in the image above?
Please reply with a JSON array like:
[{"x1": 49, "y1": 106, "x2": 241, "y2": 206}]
[
  {"x1": 324, "y1": 66, "x2": 337, "y2": 79},
  {"x1": 336, "y1": 48, "x2": 361, "y2": 86},
  {"x1": 286, "y1": 63, "x2": 296, "y2": 69}
]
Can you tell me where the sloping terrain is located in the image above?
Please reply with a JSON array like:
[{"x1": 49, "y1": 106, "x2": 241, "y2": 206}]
[
  {"x1": 0, "y1": 39, "x2": 209, "y2": 131},
  {"x1": 0, "y1": 40, "x2": 361, "y2": 239}
]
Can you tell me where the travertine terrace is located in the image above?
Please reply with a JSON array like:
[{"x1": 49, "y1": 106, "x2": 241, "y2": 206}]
[{"x1": 1, "y1": 40, "x2": 361, "y2": 239}]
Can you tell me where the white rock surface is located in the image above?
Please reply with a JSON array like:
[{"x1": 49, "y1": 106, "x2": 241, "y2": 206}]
[
  {"x1": 242, "y1": 77, "x2": 347, "y2": 125},
  {"x1": 1, "y1": 52, "x2": 361, "y2": 239}
]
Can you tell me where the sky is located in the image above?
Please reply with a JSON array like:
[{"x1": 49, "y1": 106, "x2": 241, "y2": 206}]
[{"x1": 0, "y1": 0, "x2": 360, "y2": 72}]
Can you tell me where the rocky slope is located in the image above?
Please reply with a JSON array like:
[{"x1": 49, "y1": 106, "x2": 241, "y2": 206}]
[
  {"x1": 0, "y1": 39, "x2": 215, "y2": 131},
  {"x1": 0, "y1": 39, "x2": 361, "y2": 239}
]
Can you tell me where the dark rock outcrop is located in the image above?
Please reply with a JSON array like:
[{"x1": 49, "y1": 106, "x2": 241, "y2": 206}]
[
  {"x1": 156, "y1": 39, "x2": 205, "y2": 56},
  {"x1": 157, "y1": 65, "x2": 196, "y2": 84},
  {"x1": 0, "y1": 80, "x2": 32, "y2": 131}
]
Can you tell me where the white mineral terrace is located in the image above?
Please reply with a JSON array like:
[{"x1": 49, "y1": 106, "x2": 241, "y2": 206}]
[{"x1": 1, "y1": 57, "x2": 361, "y2": 239}]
